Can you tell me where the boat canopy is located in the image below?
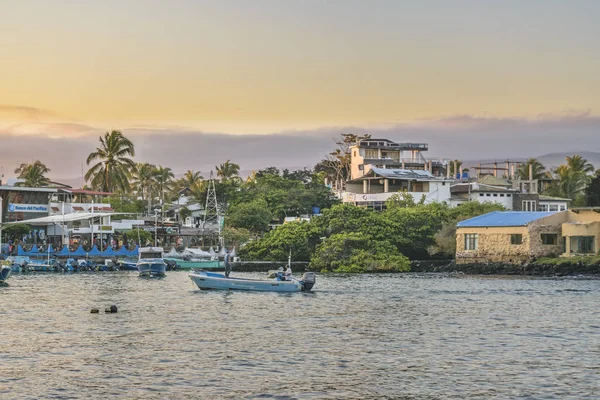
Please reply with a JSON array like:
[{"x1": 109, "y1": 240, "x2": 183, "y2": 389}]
[
  {"x1": 87, "y1": 245, "x2": 102, "y2": 257},
  {"x1": 127, "y1": 245, "x2": 140, "y2": 257},
  {"x1": 57, "y1": 245, "x2": 71, "y2": 256},
  {"x1": 101, "y1": 247, "x2": 116, "y2": 257},
  {"x1": 70, "y1": 245, "x2": 87, "y2": 257},
  {"x1": 182, "y1": 247, "x2": 212, "y2": 258}
]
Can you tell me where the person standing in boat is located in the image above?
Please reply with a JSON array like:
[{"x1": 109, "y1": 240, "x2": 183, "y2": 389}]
[{"x1": 224, "y1": 249, "x2": 232, "y2": 278}]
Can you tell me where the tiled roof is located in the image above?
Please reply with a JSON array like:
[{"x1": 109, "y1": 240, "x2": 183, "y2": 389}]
[{"x1": 457, "y1": 211, "x2": 557, "y2": 227}]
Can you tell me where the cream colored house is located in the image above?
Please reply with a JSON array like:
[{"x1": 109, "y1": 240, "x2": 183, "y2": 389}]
[
  {"x1": 349, "y1": 138, "x2": 448, "y2": 181},
  {"x1": 456, "y1": 208, "x2": 600, "y2": 264}
]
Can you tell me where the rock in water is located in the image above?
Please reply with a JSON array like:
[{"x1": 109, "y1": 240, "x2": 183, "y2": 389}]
[
  {"x1": 110, "y1": 305, "x2": 118, "y2": 313},
  {"x1": 90, "y1": 308, "x2": 99, "y2": 314}
]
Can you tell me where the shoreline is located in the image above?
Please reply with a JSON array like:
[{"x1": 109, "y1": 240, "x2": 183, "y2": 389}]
[{"x1": 232, "y1": 260, "x2": 600, "y2": 276}]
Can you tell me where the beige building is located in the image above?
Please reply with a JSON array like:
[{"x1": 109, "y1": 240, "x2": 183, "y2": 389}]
[
  {"x1": 349, "y1": 138, "x2": 448, "y2": 181},
  {"x1": 456, "y1": 208, "x2": 600, "y2": 264}
]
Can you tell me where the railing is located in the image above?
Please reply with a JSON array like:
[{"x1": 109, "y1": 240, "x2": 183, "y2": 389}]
[{"x1": 341, "y1": 191, "x2": 446, "y2": 204}]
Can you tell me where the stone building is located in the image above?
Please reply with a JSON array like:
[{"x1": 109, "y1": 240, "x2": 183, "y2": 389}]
[
  {"x1": 456, "y1": 208, "x2": 600, "y2": 264},
  {"x1": 456, "y1": 211, "x2": 567, "y2": 264}
]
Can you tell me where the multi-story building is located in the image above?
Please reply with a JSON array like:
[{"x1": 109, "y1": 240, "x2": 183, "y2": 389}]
[{"x1": 349, "y1": 138, "x2": 448, "y2": 181}]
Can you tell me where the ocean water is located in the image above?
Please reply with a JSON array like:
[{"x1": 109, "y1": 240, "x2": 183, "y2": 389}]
[{"x1": 1, "y1": 272, "x2": 599, "y2": 399}]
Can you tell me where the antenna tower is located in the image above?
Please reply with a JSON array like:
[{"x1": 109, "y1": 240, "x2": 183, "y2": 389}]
[{"x1": 203, "y1": 171, "x2": 221, "y2": 239}]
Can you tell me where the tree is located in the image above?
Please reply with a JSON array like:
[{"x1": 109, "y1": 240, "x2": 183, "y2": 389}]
[
  {"x1": 515, "y1": 158, "x2": 547, "y2": 180},
  {"x1": 549, "y1": 155, "x2": 594, "y2": 201},
  {"x1": 309, "y1": 232, "x2": 410, "y2": 273},
  {"x1": 15, "y1": 161, "x2": 51, "y2": 187},
  {"x1": 181, "y1": 170, "x2": 203, "y2": 188},
  {"x1": 2, "y1": 223, "x2": 31, "y2": 240},
  {"x1": 585, "y1": 170, "x2": 600, "y2": 206},
  {"x1": 226, "y1": 199, "x2": 272, "y2": 234},
  {"x1": 447, "y1": 160, "x2": 463, "y2": 177},
  {"x1": 131, "y1": 163, "x2": 156, "y2": 214},
  {"x1": 321, "y1": 133, "x2": 371, "y2": 190},
  {"x1": 153, "y1": 165, "x2": 174, "y2": 209},
  {"x1": 179, "y1": 206, "x2": 192, "y2": 222},
  {"x1": 85, "y1": 130, "x2": 136, "y2": 193},
  {"x1": 216, "y1": 160, "x2": 240, "y2": 182},
  {"x1": 222, "y1": 226, "x2": 251, "y2": 248}
]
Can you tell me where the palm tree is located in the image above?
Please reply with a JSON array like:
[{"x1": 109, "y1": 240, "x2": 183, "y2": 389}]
[
  {"x1": 85, "y1": 130, "x2": 136, "y2": 193},
  {"x1": 515, "y1": 158, "x2": 547, "y2": 180},
  {"x1": 216, "y1": 160, "x2": 240, "y2": 181},
  {"x1": 153, "y1": 165, "x2": 174, "y2": 208},
  {"x1": 181, "y1": 170, "x2": 203, "y2": 188},
  {"x1": 551, "y1": 155, "x2": 595, "y2": 201},
  {"x1": 566, "y1": 155, "x2": 594, "y2": 176},
  {"x1": 131, "y1": 163, "x2": 156, "y2": 214},
  {"x1": 15, "y1": 161, "x2": 51, "y2": 187}
]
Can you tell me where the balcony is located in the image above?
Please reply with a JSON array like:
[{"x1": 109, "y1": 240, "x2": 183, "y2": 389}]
[{"x1": 341, "y1": 190, "x2": 449, "y2": 204}]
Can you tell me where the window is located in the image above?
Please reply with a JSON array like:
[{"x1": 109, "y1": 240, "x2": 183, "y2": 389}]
[
  {"x1": 479, "y1": 193, "x2": 484, "y2": 197},
  {"x1": 541, "y1": 234, "x2": 558, "y2": 245},
  {"x1": 500, "y1": 194, "x2": 505, "y2": 197},
  {"x1": 549, "y1": 204, "x2": 558, "y2": 212},
  {"x1": 570, "y1": 236, "x2": 595, "y2": 254},
  {"x1": 539, "y1": 204, "x2": 548, "y2": 212},
  {"x1": 559, "y1": 205, "x2": 567, "y2": 211},
  {"x1": 522, "y1": 200, "x2": 537, "y2": 211},
  {"x1": 486, "y1": 193, "x2": 491, "y2": 197},
  {"x1": 493, "y1": 193, "x2": 498, "y2": 197},
  {"x1": 510, "y1": 234, "x2": 523, "y2": 245},
  {"x1": 464, "y1": 234, "x2": 478, "y2": 250},
  {"x1": 507, "y1": 194, "x2": 512, "y2": 197},
  {"x1": 358, "y1": 165, "x2": 364, "y2": 171},
  {"x1": 562, "y1": 237, "x2": 566, "y2": 253}
]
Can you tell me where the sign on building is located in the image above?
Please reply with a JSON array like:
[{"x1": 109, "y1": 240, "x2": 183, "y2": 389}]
[{"x1": 8, "y1": 203, "x2": 50, "y2": 213}]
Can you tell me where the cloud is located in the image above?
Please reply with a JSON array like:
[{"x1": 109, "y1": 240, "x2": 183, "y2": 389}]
[
  {"x1": 0, "y1": 111, "x2": 599, "y2": 185},
  {"x1": 0, "y1": 105, "x2": 55, "y2": 120}
]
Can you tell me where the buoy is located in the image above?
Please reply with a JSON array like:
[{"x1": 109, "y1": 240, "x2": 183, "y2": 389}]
[
  {"x1": 110, "y1": 305, "x2": 118, "y2": 313},
  {"x1": 90, "y1": 308, "x2": 99, "y2": 314}
]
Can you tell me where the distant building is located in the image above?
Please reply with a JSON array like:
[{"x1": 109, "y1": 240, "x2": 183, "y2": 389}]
[
  {"x1": 342, "y1": 167, "x2": 453, "y2": 210},
  {"x1": 456, "y1": 208, "x2": 600, "y2": 264},
  {"x1": 349, "y1": 138, "x2": 448, "y2": 181},
  {"x1": 450, "y1": 175, "x2": 571, "y2": 211}
]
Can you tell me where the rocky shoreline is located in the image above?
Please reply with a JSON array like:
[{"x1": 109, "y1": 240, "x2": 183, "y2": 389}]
[{"x1": 232, "y1": 260, "x2": 600, "y2": 276}]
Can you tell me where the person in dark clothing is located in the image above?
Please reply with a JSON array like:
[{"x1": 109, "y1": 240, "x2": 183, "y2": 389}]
[{"x1": 224, "y1": 249, "x2": 232, "y2": 278}]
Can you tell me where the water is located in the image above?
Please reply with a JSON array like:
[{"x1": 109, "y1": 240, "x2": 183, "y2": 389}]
[{"x1": 1, "y1": 272, "x2": 599, "y2": 399}]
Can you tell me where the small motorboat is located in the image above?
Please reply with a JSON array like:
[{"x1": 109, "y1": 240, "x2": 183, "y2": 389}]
[
  {"x1": 189, "y1": 270, "x2": 316, "y2": 292},
  {"x1": 1, "y1": 263, "x2": 12, "y2": 283},
  {"x1": 137, "y1": 247, "x2": 166, "y2": 277}
]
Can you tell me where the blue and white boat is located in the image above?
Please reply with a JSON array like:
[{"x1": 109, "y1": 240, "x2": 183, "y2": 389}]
[
  {"x1": 1, "y1": 263, "x2": 12, "y2": 283},
  {"x1": 189, "y1": 270, "x2": 316, "y2": 292},
  {"x1": 137, "y1": 247, "x2": 166, "y2": 277}
]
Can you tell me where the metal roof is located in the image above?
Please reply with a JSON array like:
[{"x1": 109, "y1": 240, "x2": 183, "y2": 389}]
[
  {"x1": 360, "y1": 167, "x2": 443, "y2": 181},
  {"x1": 2, "y1": 212, "x2": 115, "y2": 226},
  {"x1": 457, "y1": 211, "x2": 558, "y2": 227}
]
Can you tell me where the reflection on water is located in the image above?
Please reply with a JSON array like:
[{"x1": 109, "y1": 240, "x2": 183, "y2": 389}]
[{"x1": 1, "y1": 272, "x2": 599, "y2": 399}]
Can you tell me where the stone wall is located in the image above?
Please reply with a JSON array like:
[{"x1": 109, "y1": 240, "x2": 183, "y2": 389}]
[{"x1": 456, "y1": 227, "x2": 532, "y2": 264}]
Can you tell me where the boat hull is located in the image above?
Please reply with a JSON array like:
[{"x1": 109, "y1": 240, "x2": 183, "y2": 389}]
[
  {"x1": 164, "y1": 258, "x2": 222, "y2": 269},
  {"x1": 137, "y1": 259, "x2": 167, "y2": 277},
  {"x1": 189, "y1": 271, "x2": 305, "y2": 292},
  {"x1": 1, "y1": 265, "x2": 11, "y2": 283}
]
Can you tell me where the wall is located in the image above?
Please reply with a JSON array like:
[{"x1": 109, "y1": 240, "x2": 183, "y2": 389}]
[
  {"x1": 456, "y1": 226, "x2": 531, "y2": 264},
  {"x1": 470, "y1": 192, "x2": 514, "y2": 210},
  {"x1": 349, "y1": 146, "x2": 365, "y2": 180},
  {"x1": 561, "y1": 221, "x2": 600, "y2": 255}
]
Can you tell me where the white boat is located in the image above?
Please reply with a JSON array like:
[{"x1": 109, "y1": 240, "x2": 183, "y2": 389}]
[
  {"x1": 136, "y1": 247, "x2": 166, "y2": 277},
  {"x1": 189, "y1": 270, "x2": 316, "y2": 292}
]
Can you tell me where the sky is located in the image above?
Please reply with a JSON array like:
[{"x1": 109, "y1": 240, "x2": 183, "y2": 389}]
[{"x1": 1, "y1": 0, "x2": 600, "y2": 181}]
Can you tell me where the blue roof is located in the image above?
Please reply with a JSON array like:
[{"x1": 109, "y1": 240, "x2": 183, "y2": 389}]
[{"x1": 457, "y1": 211, "x2": 557, "y2": 227}]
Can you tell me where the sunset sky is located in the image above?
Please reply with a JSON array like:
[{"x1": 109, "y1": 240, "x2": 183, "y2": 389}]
[{"x1": 1, "y1": 0, "x2": 599, "y2": 179}]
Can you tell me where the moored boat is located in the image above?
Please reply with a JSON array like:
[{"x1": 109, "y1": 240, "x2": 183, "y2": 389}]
[
  {"x1": 137, "y1": 247, "x2": 166, "y2": 277},
  {"x1": 189, "y1": 270, "x2": 316, "y2": 292},
  {"x1": 1, "y1": 263, "x2": 12, "y2": 283}
]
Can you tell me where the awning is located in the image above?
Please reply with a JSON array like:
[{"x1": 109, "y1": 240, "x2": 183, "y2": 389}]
[{"x1": 1, "y1": 212, "x2": 115, "y2": 226}]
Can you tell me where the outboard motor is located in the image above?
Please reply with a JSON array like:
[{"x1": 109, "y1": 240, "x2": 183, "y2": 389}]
[
  {"x1": 165, "y1": 259, "x2": 178, "y2": 271},
  {"x1": 300, "y1": 272, "x2": 316, "y2": 292}
]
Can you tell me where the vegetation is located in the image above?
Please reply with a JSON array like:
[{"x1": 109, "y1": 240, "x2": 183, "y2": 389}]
[
  {"x1": 15, "y1": 161, "x2": 51, "y2": 187},
  {"x1": 2, "y1": 223, "x2": 32, "y2": 239},
  {"x1": 225, "y1": 198, "x2": 272, "y2": 234},
  {"x1": 239, "y1": 201, "x2": 507, "y2": 272},
  {"x1": 585, "y1": 170, "x2": 600, "y2": 206},
  {"x1": 532, "y1": 256, "x2": 600, "y2": 267},
  {"x1": 516, "y1": 158, "x2": 547, "y2": 181},
  {"x1": 85, "y1": 130, "x2": 136, "y2": 192}
]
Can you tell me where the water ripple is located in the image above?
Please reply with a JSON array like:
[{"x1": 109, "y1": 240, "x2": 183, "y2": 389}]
[{"x1": 1, "y1": 272, "x2": 599, "y2": 398}]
